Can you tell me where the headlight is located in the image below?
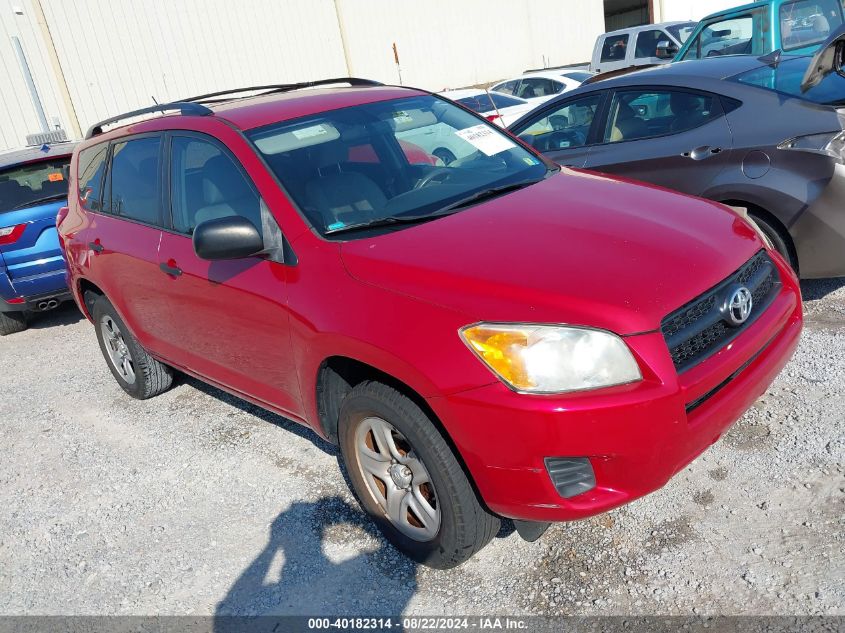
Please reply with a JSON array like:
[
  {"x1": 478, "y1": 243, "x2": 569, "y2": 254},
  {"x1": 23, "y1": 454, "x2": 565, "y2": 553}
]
[{"x1": 459, "y1": 323, "x2": 642, "y2": 394}]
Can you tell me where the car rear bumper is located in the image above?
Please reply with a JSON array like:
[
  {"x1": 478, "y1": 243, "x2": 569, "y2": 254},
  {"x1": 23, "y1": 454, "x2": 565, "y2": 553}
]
[
  {"x1": 791, "y1": 162, "x2": 845, "y2": 278},
  {"x1": 426, "y1": 257, "x2": 802, "y2": 522},
  {"x1": 0, "y1": 285, "x2": 72, "y2": 312}
]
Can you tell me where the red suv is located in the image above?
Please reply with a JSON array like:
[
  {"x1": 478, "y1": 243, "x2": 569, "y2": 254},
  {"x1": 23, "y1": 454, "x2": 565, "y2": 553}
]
[{"x1": 60, "y1": 78, "x2": 802, "y2": 568}]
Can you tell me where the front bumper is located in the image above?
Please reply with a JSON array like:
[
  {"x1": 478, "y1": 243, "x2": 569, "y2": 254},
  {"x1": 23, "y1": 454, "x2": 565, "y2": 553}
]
[{"x1": 427, "y1": 256, "x2": 802, "y2": 522}]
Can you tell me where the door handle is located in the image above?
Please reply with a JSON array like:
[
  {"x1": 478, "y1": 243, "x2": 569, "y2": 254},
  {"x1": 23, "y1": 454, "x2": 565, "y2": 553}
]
[
  {"x1": 88, "y1": 241, "x2": 103, "y2": 253},
  {"x1": 683, "y1": 146, "x2": 723, "y2": 160},
  {"x1": 159, "y1": 261, "x2": 182, "y2": 277}
]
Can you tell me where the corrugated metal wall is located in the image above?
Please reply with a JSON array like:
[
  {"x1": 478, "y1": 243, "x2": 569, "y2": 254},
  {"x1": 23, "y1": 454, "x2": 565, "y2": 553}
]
[
  {"x1": 0, "y1": 0, "x2": 72, "y2": 150},
  {"x1": 0, "y1": 0, "x2": 606, "y2": 151},
  {"x1": 335, "y1": 0, "x2": 605, "y2": 90},
  {"x1": 655, "y1": 0, "x2": 745, "y2": 22}
]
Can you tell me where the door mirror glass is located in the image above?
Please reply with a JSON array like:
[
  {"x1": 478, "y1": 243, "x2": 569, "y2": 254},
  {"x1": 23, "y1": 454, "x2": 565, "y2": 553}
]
[
  {"x1": 656, "y1": 40, "x2": 679, "y2": 59},
  {"x1": 193, "y1": 215, "x2": 264, "y2": 261}
]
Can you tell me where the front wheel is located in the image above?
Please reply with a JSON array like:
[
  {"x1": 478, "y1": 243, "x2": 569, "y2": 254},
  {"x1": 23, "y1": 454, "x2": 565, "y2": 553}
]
[
  {"x1": 0, "y1": 311, "x2": 27, "y2": 336},
  {"x1": 338, "y1": 381, "x2": 500, "y2": 568},
  {"x1": 93, "y1": 296, "x2": 173, "y2": 399}
]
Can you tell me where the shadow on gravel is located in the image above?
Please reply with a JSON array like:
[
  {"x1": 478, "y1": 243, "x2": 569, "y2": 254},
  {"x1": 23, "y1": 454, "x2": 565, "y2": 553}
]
[
  {"x1": 801, "y1": 277, "x2": 845, "y2": 301},
  {"x1": 182, "y1": 376, "x2": 337, "y2": 456},
  {"x1": 26, "y1": 301, "x2": 83, "y2": 330},
  {"x1": 214, "y1": 496, "x2": 417, "y2": 626}
]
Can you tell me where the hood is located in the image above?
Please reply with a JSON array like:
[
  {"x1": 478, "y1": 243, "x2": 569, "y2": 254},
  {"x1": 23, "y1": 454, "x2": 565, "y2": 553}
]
[{"x1": 340, "y1": 170, "x2": 763, "y2": 335}]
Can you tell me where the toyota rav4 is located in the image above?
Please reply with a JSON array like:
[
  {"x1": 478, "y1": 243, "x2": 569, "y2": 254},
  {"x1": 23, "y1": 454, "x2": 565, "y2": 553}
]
[{"x1": 59, "y1": 78, "x2": 802, "y2": 568}]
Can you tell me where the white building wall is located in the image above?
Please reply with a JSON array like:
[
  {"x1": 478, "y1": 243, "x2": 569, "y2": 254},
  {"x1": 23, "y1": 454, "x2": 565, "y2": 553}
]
[
  {"x1": 0, "y1": 0, "x2": 605, "y2": 151},
  {"x1": 335, "y1": 0, "x2": 604, "y2": 90},
  {"x1": 0, "y1": 0, "x2": 74, "y2": 150},
  {"x1": 657, "y1": 0, "x2": 746, "y2": 22}
]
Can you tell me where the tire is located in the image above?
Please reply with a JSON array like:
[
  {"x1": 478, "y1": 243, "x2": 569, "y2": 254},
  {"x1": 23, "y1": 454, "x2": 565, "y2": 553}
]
[
  {"x1": 432, "y1": 148, "x2": 457, "y2": 166},
  {"x1": 92, "y1": 296, "x2": 173, "y2": 399},
  {"x1": 338, "y1": 381, "x2": 500, "y2": 568},
  {"x1": 749, "y1": 213, "x2": 798, "y2": 273},
  {"x1": 0, "y1": 311, "x2": 27, "y2": 336}
]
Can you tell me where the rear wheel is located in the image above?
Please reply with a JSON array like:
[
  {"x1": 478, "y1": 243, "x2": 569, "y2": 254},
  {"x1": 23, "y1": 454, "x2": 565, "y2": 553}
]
[
  {"x1": 0, "y1": 311, "x2": 27, "y2": 336},
  {"x1": 93, "y1": 296, "x2": 173, "y2": 399},
  {"x1": 338, "y1": 381, "x2": 500, "y2": 568}
]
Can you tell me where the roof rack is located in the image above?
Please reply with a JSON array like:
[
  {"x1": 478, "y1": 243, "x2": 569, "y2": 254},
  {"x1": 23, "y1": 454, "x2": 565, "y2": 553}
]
[
  {"x1": 84, "y1": 78, "x2": 384, "y2": 140},
  {"x1": 85, "y1": 102, "x2": 212, "y2": 139},
  {"x1": 178, "y1": 77, "x2": 383, "y2": 104}
]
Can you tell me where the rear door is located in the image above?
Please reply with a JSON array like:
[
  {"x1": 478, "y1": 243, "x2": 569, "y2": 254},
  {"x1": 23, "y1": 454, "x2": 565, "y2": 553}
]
[
  {"x1": 633, "y1": 28, "x2": 671, "y2": 65},
  {"x1": 154, "y1": 131, "x2": 301, "y2": 416},
  {"x1": 0, "y1": 157, "x2": 71, "y2": 298},
  {"x1": 509, "y1": 92, "x2": 606, "y2": 168},
  {"x1": 78, "y1": 135, "x2": 168, "y2": 351},
  {"x1": 583, "y1": 87, "x2": 734, "y2": 195}
]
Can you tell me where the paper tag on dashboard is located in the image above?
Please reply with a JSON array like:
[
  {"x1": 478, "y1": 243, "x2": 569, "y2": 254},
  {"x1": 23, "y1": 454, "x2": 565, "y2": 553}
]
[{"x1": 455, "y1": 124, "x2": 516, "y2": 156}]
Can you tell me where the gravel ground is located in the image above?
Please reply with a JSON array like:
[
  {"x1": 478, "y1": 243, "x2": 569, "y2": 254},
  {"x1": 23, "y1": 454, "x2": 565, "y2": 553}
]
[{"x1": 0, "y1": 280, "x2": 843, "y2": 617}]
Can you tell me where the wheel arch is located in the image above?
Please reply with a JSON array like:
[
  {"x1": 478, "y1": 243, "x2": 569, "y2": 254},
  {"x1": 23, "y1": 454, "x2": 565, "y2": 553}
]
[
  {"x1": 76, "y1": 278, "x2": 106, "y2": 322},
  {"x1": 314, "y1": 355, "x2": 486, "y2": 505},
  {"x1": 719, "y1": 198, "x2": 798, "y2": 269}
]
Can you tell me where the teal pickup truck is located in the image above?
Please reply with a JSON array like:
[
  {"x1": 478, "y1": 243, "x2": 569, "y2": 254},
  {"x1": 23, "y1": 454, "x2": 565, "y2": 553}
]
[{"x1": 673, "y1": 0, "x2": 844, "y2": 59}]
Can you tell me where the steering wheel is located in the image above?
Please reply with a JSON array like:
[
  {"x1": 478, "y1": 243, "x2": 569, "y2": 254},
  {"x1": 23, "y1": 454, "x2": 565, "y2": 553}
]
[
  {"x1": 706, "y1": 49, "x2": 723, "y2": 57},
  {"x1": 548, "y1": 130, "x2": 585, "y2": 150},
  {"x1": 414, "y1": 167, "x2": 453, "y2": 189}
]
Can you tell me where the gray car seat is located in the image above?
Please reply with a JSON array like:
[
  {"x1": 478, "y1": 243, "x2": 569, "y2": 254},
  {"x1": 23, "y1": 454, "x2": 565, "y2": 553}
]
[
  {"x1": 304, "y1": 141, "x2": 387, "y2": 228},
  {"x1": 610, "y1": 103, "x2": 648, "y2": 141}
]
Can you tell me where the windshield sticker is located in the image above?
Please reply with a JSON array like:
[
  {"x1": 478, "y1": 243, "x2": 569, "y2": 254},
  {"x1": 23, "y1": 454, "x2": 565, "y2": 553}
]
[
  {"x1": 48, "y1": 172, "x2": 64, "y2": 182},
  {"x1": 327, "y1": 221, "x2": 345, "y2": 231},
  {"x1": 292, "y1": 124, "x2": 331, "y2": 140},
  {"x1": 455, "y1": 124, "x2": 517, "y2": 156},
  {"x1": 522, "y1": 156, "x2": 539, "y2": 165}
]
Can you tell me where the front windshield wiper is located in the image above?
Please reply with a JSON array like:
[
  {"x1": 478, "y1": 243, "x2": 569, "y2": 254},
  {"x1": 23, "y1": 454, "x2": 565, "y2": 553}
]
[
  {"x1": 324, "y1": 209, "x2": 461, "y2": 235},
  {"x1": 434, "y1": 177, "x2": 545, "y2": 214},
  {"x1": 11, "y1": 193, "x2": 66, "y2": 210},
  {"x1": 323, "y1": 177, "x2": 546, "y2": 236}
]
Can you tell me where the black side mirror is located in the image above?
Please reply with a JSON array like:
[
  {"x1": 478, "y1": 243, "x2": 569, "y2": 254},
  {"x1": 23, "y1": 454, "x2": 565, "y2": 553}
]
[
  {"x1": 193, "y1": 215, "x2": 264, "y2": 261},
  {"x1": 656, "y1": 40, "x2": 679, "y2": 59}
]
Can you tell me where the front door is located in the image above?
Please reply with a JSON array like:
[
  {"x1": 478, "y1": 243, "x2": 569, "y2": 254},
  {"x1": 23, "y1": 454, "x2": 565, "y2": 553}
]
[
  {"x1": 153, "y1": 133, "x2": 301, "y2": 417},
  {"x1": 509, "y1": 92, "x2": 605, "y2": 168}
]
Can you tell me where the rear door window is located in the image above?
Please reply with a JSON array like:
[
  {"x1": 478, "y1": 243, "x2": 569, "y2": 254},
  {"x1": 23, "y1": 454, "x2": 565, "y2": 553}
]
[
  {"x1": 518, "y1": 78, "x2": 565, "y2": 98},
  {"x1": 603, "y1": 89, "x2": 719, "y2": 143},
  {"x1": 1, "y1": 157, "x2": 70, "y2": 213},
  {"x1": 77, "y1": 144, "x2": 109, "y2": 212},
  {"x1": 106, "y1": 136, "x2": 162, "y2": 225},
  {"x1": 601, "y1": 34, "x2": 630, "y2": 62},
  {"x1": 169, "y1": 135, "x2": 261, "y2": 235}
]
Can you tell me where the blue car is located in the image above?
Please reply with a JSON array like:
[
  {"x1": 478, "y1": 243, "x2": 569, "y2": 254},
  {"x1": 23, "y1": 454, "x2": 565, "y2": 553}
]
[{"x1": 0, "y1": 142, "x2": 76, "y2": 335}]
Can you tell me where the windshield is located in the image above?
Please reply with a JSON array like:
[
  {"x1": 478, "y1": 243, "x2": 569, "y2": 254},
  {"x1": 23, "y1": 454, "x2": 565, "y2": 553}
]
[
  {"x1": 667, "y1": 22, "x2": 697, "y2": 43},
  {"x1": 0, "y1": 157, "x2": 69, "y2": 213},
  {"x1": 247, "y1": 95, "x2": 551, "y2": 237},
  {"x1": 729, "y1": 55, "x2": 845, "y2": 104}
]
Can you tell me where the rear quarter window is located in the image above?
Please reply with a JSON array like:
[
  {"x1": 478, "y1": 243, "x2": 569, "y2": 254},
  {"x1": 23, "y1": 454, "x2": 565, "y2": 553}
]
[{"x1": 77, "y1": 144, "x2": 109, "y2": 212}]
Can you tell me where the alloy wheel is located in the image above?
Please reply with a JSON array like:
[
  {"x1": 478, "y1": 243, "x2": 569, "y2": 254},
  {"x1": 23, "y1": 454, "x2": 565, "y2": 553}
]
[{"x1": 353, "y1": 416, "x2": 441, "y2": 541}]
